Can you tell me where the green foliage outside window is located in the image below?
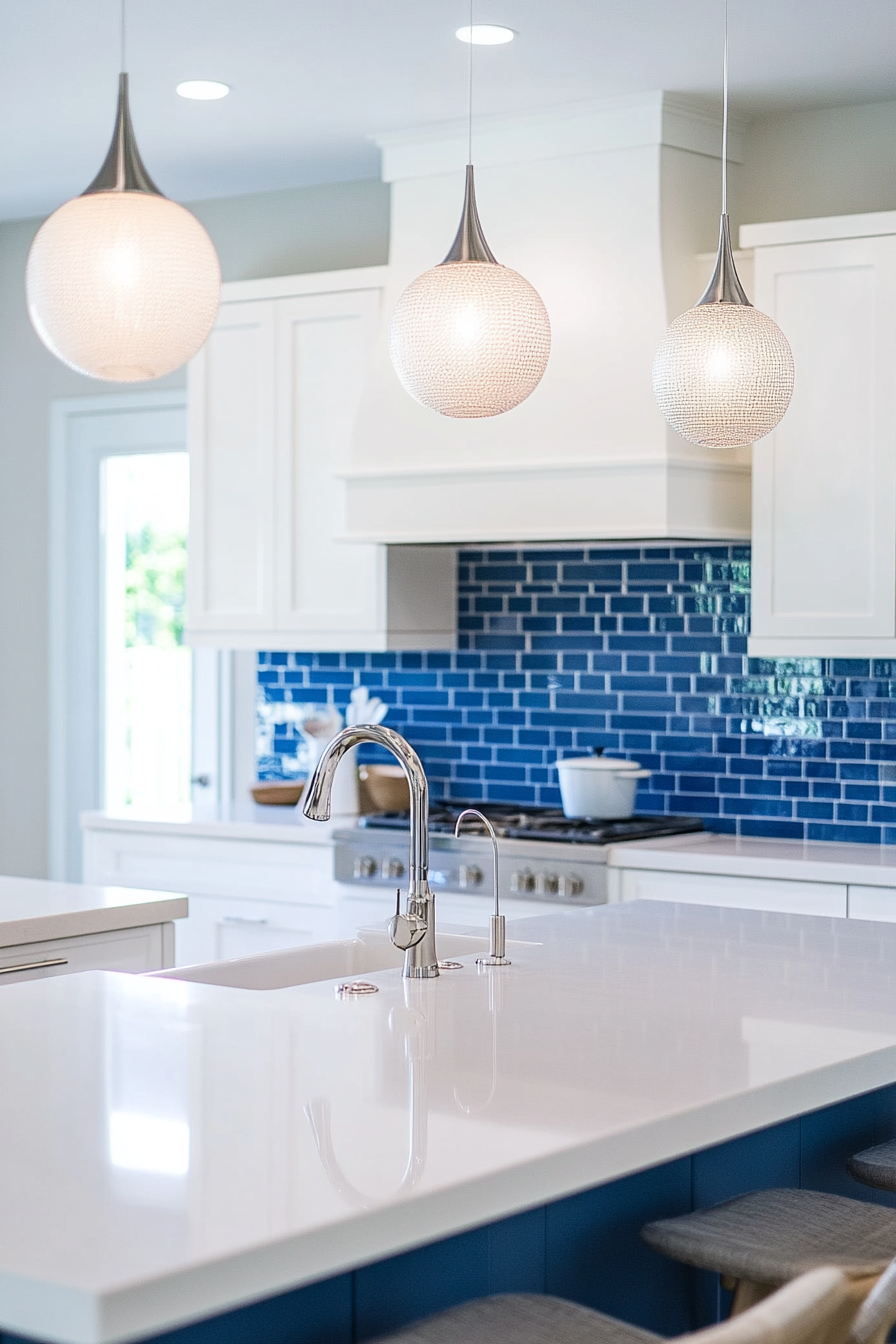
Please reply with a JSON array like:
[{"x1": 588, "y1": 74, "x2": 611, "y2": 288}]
[{"x1": 125, "y1": 526, "x2": 186, "y2": 649}]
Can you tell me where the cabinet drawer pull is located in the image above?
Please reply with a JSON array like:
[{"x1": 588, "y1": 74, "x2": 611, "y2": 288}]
[
  {"x1": 221, "y1": 916, "x2": 269, "y2": 925},
  {"x1": 0, "y1": 956, "x2": 69, "y2": 976}
]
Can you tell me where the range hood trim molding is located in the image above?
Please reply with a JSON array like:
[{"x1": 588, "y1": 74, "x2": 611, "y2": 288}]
[
  {"x1": 374, "y1": 92, "x2": 747, "y2": 182},
  {"x1": 340, "y1": 457, "x2": 751, "y2": 546}
]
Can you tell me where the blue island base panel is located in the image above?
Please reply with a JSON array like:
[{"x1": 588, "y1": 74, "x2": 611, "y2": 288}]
[{"x1": 8, "y1": 1086, "x2": 896, "y2": 1344}]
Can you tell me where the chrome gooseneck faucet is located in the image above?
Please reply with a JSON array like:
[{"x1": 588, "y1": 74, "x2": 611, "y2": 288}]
[{"x1": 302, "y1": 724, "x2": 439, "y2": 979}]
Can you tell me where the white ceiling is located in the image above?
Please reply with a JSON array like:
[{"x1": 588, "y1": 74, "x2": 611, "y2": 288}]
[{"x1": 5, "y1": 0, "x2": 896, "y2": 221}]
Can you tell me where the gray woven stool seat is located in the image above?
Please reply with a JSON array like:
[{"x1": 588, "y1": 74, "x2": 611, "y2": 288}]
[
  {"x1": 642, "y1": 1190, "x2": 896, "y2": 1286},
  {"x1": 848, "y1": 1143, "x2": 896, "y2": 1195},
  {"x1": 368, "y1": 1294, "x2": 660, "y2": 1344}
]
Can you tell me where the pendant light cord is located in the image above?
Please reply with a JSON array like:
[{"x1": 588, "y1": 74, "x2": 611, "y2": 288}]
[
  {"x1": 721, "y1": 0, "x2": 729, "y2": 215},
  {"x1": 120, "y1": 0, "x2": 127, "y2": 73},
  {"x1": 467, "y1": 0, "x2": 474, "y2": 166}
]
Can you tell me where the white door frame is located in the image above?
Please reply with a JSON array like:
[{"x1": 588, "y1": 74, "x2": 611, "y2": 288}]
[{"x1": 48, "y1": 389, "x2": 256, "y2": 882}]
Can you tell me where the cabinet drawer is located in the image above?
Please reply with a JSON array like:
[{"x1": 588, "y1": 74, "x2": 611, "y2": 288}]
[
  {"x1": 83, "y1": 830, "x2": 336, "y2": 903},
  {"x1": 848, "y1": 885, "x2": 896, "y2": 922},
  {"x1": 174, "y1": 893, "x2": 339, "y2": 966},
  {"x1": 619, "y1": 868, "x2": 847, "y2": 917},
  {"x1": 0, "y1": 923, "x2": 171, "y2": 985}
]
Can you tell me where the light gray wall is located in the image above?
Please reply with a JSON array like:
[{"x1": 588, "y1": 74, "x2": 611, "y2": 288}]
[
  {"x1": 0, "y1": 176, "x2": 388, "y2": 877},
  {"x1": 736, "y1": 98, "x2": 896, "y2": 228},
  {"x1": 190, "y1": 178, "x2": 390, "y2": 282}
]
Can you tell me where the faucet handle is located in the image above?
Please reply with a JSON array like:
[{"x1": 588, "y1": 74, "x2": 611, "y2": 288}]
[{"x1": 388, "y1": 889, "x2": 427, "y2": 952}]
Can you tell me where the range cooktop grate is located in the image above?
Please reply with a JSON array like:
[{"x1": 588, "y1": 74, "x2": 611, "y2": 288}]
[{"x1": 359, "y1": 804, "x2": 703, "y2": 846}]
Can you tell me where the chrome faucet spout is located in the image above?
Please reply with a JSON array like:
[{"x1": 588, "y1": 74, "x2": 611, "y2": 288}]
[{"x1": 303, "y1": 724, "x2": 438, "y2": 978}]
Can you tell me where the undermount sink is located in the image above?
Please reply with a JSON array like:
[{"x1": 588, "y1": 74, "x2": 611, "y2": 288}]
[{"x1": 149, "y1": 925, "x2": 537, "y2": 991}]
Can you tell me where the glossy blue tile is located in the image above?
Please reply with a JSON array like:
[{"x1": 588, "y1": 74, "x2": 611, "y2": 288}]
[{"x1": 257, "y1": 544, "x2": 896, "y2": 840}]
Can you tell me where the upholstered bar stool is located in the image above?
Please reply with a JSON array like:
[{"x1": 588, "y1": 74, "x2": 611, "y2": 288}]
[
  {"x1": 848, "y1": 1142, "x2": 896, "y2": 1194},
  {"x1": 642, "y1": 1190, "x2": 896, "y2": 1316},
  {"x1": 365, "y1": 1268, "x2": 872, "y2": 1344}
]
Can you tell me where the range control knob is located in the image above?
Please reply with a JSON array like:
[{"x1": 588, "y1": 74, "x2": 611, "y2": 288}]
[
  {"x1": 458, "y1": 864, "x2": 483, "y2": 889},
  {"x1": 354, "y1": 855, "x2": 378, "y2": 880},
  {"x1": 510, "y1": 869, "x2": 536, "y2": 893},
  {"x1": 535, "y1": 872, "x2": 559, "y2": 895},
  {"x1": 383, "y1": 858, "x2": 405, "y2": 880},
  {"x1": 559, "y1": 875, "x2": 585, "y2": 898}
]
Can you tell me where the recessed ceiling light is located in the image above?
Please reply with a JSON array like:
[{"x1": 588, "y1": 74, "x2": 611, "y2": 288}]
[
  {"x1": 455, "y1": 24, "x2": 515, "y2": 45},
  {"x1": 176, "y1": 80, "x2": 230, "y2": 101}
]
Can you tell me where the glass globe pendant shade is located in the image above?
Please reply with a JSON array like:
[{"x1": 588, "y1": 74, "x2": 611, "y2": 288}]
[
  {"x1": 25, "y1": 74, "x2": 220, "y2": 382},
  {"x1": 652, "y1": 215, "x2": 794, "y2": 449},
  {"x1": 389, "y1": 166, "x2": 550, "y2": 418}
]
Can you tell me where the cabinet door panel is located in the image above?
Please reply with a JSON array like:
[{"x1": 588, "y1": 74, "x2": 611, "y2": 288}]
[
  {"x1": 620, "y1": 868, "x2": 847, "y2": 916},
  {"x1": 275, "y1": 290, "x2": 385, "y2": 637},
  {"x1": 848, "y1": 884, "x2": 896, "y2": 922},
  {"x1": 174, "y1": 894, "x2": 337, "y2": 966},
  {"x1": 187, "y1": 301, "x2": 276, "y2": 632},
  {"x1": 752, "y1": 236, "x2": 896, "y2": 642}
]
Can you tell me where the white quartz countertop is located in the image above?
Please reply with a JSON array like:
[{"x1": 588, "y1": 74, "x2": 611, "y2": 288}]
[
  {"x1": 0, "y1": 876, "x2": 188, "y2": 948},
  {"x1": 4, "y1": 901, "x2": 896, "y2": 1344},
  {"x1": 606, "y1": 832, "x2": 896, "y2": 886},
  {"x1": 80, "y1": 804, "x2": 348, "y2": 844}
]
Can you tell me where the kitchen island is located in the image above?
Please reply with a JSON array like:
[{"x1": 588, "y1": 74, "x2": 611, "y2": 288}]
[
  {"x1": 0, "y1": 875, "x2": 188, "y2": 982},
  {"x1": 2, "y1": 900, "x2": 896, "y2": 1344}
]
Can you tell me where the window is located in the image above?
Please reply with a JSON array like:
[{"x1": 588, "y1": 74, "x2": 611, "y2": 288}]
[
  {"x1": 51, "y1": 390, "x2": 257, "y2": 881},
  {"x1": 102, "y1": 453, "x2": 191, "y2": 812}
]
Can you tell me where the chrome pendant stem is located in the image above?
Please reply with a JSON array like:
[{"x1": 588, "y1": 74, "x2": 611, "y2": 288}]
[
  {"x1": 83, "y1": 72, "x2": 163, "y2": 197},
  {"x1": 441, "y1": 165, "x2": 498, "y2": 264},
  {"x1": 697, "y1": 214, "x2": 751, "y2": 307}
]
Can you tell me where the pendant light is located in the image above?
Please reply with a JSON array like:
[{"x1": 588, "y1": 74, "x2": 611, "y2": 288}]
[
  {"x1": 652, "y1": 1, "x2": 793, "y2": 448},
  {"x1": 388, "y1": 2, "x2": 551, "y2": 419},
  {"x1": 26, "y1": 3, "x2": 220, "y2": 382}
]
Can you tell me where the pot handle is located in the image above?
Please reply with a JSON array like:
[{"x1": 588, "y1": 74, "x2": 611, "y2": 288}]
[{"x1": 627, "y1": 770, "x2": 652, "y2": 779}]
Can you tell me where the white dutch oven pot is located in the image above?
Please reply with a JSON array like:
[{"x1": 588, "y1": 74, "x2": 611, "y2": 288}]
[{"x1": 556, "y1": 749, "x2": 651, "y2": 819}]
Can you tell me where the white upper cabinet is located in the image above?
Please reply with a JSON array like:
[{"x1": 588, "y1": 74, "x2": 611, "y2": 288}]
[
  {"x1": 186, "y1": 268, "x2": 455, "y2": 651},
  {"x1": 189, "y1": 299, "x2": 276, "y2": 634},
  {"x1": 745, "y1": 212, "x2": 896, "y2": 656}
]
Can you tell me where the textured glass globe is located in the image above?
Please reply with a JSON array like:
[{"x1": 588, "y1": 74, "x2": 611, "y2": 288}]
[
  {"x1": 653, "y1": 302, "x2": 794, "y2": 448},
  {"x1": 26, "y1": 192, "x2": 221, "y2": 382},
  {"x1": 389, "y1": 260, "x2": 551, "y2": 418}
]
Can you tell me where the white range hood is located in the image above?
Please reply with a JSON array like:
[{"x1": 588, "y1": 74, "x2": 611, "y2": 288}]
[{"x1": 345, "y1": 92, "x2": 751, "y2": 545}]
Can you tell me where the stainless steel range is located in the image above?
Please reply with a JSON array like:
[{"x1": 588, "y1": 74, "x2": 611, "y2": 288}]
[{"x1": 334, "y1": 805, "x2": 703, "y2": 918}]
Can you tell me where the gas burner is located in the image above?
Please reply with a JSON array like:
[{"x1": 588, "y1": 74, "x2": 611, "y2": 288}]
[{"x1": 360, "y1": 803, "x2": 703, "y2": 846}]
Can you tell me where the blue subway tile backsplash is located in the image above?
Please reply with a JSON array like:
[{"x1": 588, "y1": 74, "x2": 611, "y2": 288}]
[{"x1": 257, "y1": 543, "x2": 896, "y2": 846}]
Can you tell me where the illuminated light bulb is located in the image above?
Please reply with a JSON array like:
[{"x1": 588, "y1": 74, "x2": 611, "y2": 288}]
[
  {"x1": 653, "y1": 215, "x2": 794, "y2": 448},
  {"x1": 389, "y1": 166, "x2": 550, "y2": 418},
  {"x1": 26, "y1": 73, "x2": 220, "y2": 382},
  {"x1": 653, "y1": 0, "x2": 793, "y2": 448}
]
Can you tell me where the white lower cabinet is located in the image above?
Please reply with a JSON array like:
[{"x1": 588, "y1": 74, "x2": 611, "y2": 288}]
[
  {"x1": 847, "y1": 885, "x2": 896, "y2": 921},
  {"x1": 617, "y1": 867, "x2": 848, "y2": 917},
  {"x1": 174, "y1": 895, "x2": 338, "y2": 966},
  {"x1": 0, "y1": 923, "x2": 174, "y2": 986},
  {"x1": 82, "y1": 826, "x2": 340, "y2": 967},
  {"x1": 83, "y1": 828, "x2": 336, "y2": 902}
]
